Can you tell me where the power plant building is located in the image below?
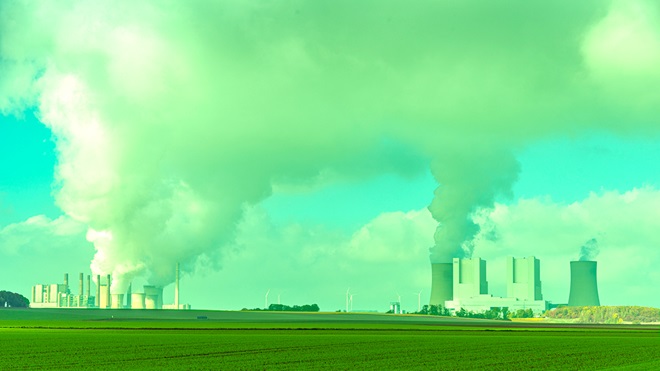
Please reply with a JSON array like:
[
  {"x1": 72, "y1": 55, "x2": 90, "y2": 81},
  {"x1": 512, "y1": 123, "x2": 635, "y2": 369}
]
[
  {"x1": 437, "y1": 257, "x2": 549, "y2": 315},
  {"x1": 31, "y1": 273, "x2": 94, "y2": 308},
  {"x1": 507, "y1": 256, "x2": 543, "y2": 301},
  {"x1": 29, "y1": 264, "x2": 190, "y2": 310}
]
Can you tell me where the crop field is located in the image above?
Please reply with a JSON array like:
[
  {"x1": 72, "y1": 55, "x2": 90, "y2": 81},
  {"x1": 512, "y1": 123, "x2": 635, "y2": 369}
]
[{"x1": 1, "y1": 309, "x2": 658, "y2": 370}]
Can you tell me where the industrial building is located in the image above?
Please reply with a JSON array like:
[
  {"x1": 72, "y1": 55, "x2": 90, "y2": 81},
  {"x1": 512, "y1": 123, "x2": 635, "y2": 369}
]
[
  {"x1": 432, "y1": 256, "x2": 549, "y2": 315},
  {"x1": 568, "y1": 261, "x2": 600, "y2": 306},
  {"x1": 30, "y1": 264, "x2": 190, "y2": 310}
]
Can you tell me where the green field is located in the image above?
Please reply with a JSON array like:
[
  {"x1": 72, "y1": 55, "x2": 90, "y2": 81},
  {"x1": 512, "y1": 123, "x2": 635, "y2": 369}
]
[{"x1": 2, "y1": 309, "x2": 658, "y2": 370}]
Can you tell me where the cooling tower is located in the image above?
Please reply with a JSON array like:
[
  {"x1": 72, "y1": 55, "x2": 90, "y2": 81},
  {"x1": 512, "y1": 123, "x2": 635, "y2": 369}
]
[
  {"x1": 568, "y1": 261, "x2": 600, "y2": 306},
  {"x1": 429, "y1": 263, "x2": 453, "y2": 306},
  {"x1": 144, "y1": 285, "x2": 161, "y2": 309},
  {"x1": 131, "y1": 293, "x2": 146, "y2": 309},
  {"x1": 111, "y1": 294, "x2": 124, "y2": 309}
]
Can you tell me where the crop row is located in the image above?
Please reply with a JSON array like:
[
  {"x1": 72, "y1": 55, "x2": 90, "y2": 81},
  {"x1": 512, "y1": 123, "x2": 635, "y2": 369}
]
[{"x1": 1, "y1": 328, "x2": 658, "y2": 369}]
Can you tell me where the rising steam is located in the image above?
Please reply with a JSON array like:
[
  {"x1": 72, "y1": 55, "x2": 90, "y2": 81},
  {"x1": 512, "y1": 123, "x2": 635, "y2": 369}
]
[
  {"x1": 2, "y1": 1, "x2": 660, "y2": 291},
  {"x1": 579, "y1": 238, "x2": 600, "y2": 261}
]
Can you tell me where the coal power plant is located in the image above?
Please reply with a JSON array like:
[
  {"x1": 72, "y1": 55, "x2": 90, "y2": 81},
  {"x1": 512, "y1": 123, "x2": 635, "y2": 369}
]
[
  {"x1": 30, "y1": 263, "x2": 190, "y2": 310},
  {"x1": 568, "y1": 261, "x2": 600, "y2": 306},
  {"x1": 429, "y1": 256, "x2": 602, "y2": 314}
]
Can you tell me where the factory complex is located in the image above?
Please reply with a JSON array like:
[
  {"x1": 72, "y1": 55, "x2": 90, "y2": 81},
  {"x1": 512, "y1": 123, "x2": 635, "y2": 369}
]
[
  {"x1": 28, "y1": 257, "x2": 601, "y2": 314},
  {"x1": 30, "y1": 264, "x2": 190, "y2": 310},
  {"x1": 430, "y1": 257, "x2": 600, "y2": 315}
]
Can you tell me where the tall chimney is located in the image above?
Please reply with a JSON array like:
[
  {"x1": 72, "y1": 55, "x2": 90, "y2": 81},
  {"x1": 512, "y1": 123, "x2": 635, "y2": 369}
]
[
  {"x1": 86, "y1": 275, "x2": 91, "y2": 298},
  {"x1": 64, "y1": 273, "x2": 69, "y2": 293},
  {"x1": 126, "y1": 283, "x2": 132, "y2": 308},
  {"x1": 96, "y1": 275, "x2": 101, "y2": 307},
  {"x1": 175, "y1": 263, "x2": 180, "y2": 310},
  {"x1": 429, "y1": 263, "x2": 453, "y2": 307},
  {"x1": 106, "y1": 274, "x2": 111, "y2": 308},
  {"x1": 568, "y1": 261, "x2": 600, "y2": 306},
  {"x1": 79, "y1": 273, "x2": 84, "y2": 297}
]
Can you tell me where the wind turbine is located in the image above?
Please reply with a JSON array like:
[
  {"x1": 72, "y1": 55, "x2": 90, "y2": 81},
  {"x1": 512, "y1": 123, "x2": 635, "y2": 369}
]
[
  {"x1": 345, "y1": 287, "x2": 351, "y2": 312},
  {"x1": 349, "y1": 293, "x2": 356, "y2": 312},
  {"x1": 265, "y1": 289, "x2": 270, "y2": 309}
]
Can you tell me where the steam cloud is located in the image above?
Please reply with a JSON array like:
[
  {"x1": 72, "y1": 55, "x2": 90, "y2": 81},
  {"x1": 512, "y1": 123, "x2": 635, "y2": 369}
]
[
  {"x1": 2, "y1": 1, "x2": 660, "y2": 290},
  {"x1": 579, "y1": 238, "x2": 600, "y2": 262}
]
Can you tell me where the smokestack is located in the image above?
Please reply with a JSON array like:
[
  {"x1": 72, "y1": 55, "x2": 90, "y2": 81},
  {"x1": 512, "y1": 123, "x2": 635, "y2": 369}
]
[
  {"x1": 175, "y1": 263, "x2": 180, "y2": 310},
  {"x1": 64, "y1": 273, "x2": 69, "y2": 293},
  {"x1": 96, "y1": 275, "x2": 101, "y2": 307},
  {"x1": 568, "y1": 261, "x2": 600, "y2": 306},
  {"x1": 86, "y1": 275, "x2": 91, "y2": 298},
  {"x1": 429, "y1": 263, "x2": 453, "y2": 306},
  {"x1": 106, "y1": 274, "x2": 111, "y2": 308},
  {"x1": 79, "y1": 273, "x2": 84, "y2": 297},
  {"x1": 126, "y1": 283, "x2": 132, "y2": 308}
]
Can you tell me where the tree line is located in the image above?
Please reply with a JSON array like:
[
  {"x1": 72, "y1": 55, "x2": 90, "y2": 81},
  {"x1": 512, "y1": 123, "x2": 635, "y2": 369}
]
[
  {"x1": 242, "y1": 303, "x2": 320, "y2": 312},
  {"x1": 544, "y1": 306, "x2": 660, "y2": 324},
  {"x1": 412, "y1": 305, "x2": 520, "y2": 320},
  {"x1": 0, "y1": 291, "x2": 30, "y2": 308}
]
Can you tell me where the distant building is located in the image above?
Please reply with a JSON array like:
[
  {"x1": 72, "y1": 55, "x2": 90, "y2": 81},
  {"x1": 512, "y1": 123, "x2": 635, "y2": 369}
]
[
  {"x1": 30, "y1": 265, "x2": 190, "y2": 310},
  {"x1": 443, "y1": 257, "x2": 548, "y2": 315}
]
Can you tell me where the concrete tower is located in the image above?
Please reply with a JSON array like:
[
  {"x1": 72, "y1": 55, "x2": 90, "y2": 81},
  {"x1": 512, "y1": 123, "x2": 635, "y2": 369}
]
[
  {"x1": 86, "y1": 275, "x2": 91, "y2": 299},
  {"x1": 95, "y1": 275, "x2": 101, "y2": 307},
  {"x1": 429, "y1": 263, "x2": 453, "y2": 306},
  {"x1": 453, "y1": 257, "x2": 488, "y2": 300},
  {"x1": 131, "y1": 293, "x2": 146, "y2": 309},
  {"x1": 507, "y1": 256, "x2": 543, "y2": 301},
  {"x1": 106, "y1": 274, "x2": 111, "y2": 308},
  {"x1": 175, "y1": 263, "x2": 180, "y2": 310},
  {"x1": 568, "y1": 261, "x2": 600, "y2": 306},
  {"x1": 144, "y1": 285, "x2": 162, "y2": 309}
]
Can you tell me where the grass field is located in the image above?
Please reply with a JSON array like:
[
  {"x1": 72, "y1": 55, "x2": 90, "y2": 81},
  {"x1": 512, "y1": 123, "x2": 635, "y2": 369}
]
[{"x1": 2, "y1": 309, "x2": 658, "y2": 370}]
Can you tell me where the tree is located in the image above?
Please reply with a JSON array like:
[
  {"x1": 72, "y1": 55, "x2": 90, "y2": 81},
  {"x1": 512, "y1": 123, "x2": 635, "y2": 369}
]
[{"x1": 0, "y1": 291, "x2": 30, "y2": 308}]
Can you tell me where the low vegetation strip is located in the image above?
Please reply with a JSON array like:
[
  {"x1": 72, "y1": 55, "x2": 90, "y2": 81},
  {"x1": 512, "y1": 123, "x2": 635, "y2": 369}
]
[
  {"x1": 545, "y1": 306, "x2": 660, "y2": 324},
  {"x1": 1, "y1": 327, "x2": 657, "y2": 370}
]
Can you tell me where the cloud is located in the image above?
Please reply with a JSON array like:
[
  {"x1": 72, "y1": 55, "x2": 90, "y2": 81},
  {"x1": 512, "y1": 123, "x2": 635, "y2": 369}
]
[
  {"x1": 0, "y1": 214, "x2": 93, "y2": 295},
  {"x1": 186, "y1": 206, "x2": 433, "y2": 311},
  {"x1": 0, "y1": 214, "x2": 88, "y2": 255},
  {"x1": 2, "y1": 0, "x2": 660, "y2": 291},
  {"x1": 199, "y1": 187, "x2": 660, "y2": 310},
  {"x1": 473, "y1": 187, "x2": 660, "y2": 307}
]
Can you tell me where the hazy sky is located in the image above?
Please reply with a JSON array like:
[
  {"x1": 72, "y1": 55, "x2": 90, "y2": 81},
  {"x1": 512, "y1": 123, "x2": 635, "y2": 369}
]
[{"x1": 1, "y1": 1, "x2": 659, "y2": 311}]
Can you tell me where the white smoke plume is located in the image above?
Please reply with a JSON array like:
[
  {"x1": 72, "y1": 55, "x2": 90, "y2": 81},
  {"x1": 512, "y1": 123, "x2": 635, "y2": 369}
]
[
  {"x1": 2, "y1": 1, "x2": 660, "y2": 291},
  {"x1": 579, "y1": 238, "x2": 601, "y2": 262}
]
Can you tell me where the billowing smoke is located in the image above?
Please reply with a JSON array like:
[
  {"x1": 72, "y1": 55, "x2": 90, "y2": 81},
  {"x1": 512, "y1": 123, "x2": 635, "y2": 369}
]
[
  {"x1": 2, "y1": 1, "x2": 660, "y2": 291},
  {"x1": 579, "y1": 238, "x2": 600, "y2": 261},
  {"x1": 428, "y1": 149, "x2": 519, "y2": 262}
]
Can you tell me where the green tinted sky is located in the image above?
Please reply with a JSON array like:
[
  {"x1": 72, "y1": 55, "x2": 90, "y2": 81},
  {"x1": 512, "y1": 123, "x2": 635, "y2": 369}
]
[{"x1": 1, "y1": 0, "x2": 659, "y2": 310}]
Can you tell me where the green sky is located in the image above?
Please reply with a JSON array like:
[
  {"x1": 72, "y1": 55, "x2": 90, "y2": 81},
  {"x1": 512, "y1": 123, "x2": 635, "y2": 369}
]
[{"x1": 1, "y1": 0, "x2": 659, "y2": 311}]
